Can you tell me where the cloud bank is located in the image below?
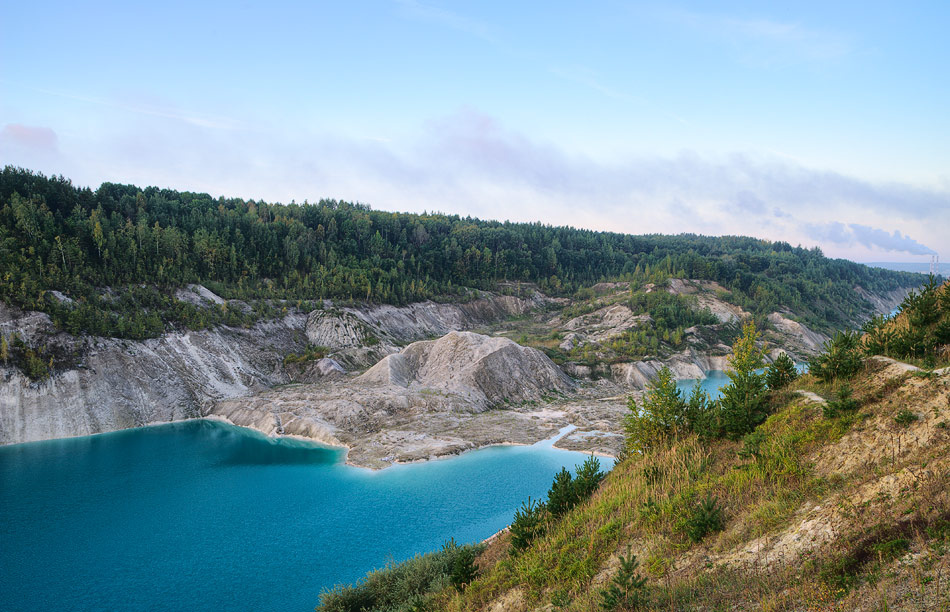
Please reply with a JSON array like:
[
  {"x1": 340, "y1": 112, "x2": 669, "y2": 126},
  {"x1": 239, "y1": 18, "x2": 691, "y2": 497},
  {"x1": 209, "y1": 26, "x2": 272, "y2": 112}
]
[{"x1": 9, "y1": 109, "x2": 947, "y2": 261}]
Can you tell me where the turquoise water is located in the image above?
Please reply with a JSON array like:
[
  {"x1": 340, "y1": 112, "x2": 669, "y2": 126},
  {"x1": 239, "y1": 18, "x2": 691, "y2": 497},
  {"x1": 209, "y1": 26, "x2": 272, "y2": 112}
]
[
  {"x1": 676, "y1": 369, "x2": 734, "y2": 399},
  {"x1": 0, "y1": 420, "x2": 608, "y2": 612},
  {"x1": 676, "y1": 363, "x2": 809, "y2": 400}
]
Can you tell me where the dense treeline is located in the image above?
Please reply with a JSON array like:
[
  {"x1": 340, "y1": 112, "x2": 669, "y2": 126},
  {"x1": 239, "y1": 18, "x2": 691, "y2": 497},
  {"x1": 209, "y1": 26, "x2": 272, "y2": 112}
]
[{"x1": 0, "y1": 166, "x2": 926, "y2": 339}]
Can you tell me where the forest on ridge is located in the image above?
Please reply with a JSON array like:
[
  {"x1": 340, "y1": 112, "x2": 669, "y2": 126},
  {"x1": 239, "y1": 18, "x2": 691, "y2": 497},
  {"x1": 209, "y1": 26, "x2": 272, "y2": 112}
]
[{"x1": 0, "y1": 166, "x2": 926, "y2": 340}]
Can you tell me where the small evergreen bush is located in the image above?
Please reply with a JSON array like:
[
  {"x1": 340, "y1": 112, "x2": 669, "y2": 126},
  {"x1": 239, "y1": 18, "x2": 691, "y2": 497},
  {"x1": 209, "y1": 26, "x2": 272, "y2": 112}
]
[
  {"x1": 573, "y1": 455, "x2": 605, "y2": 500},
  {"x1": 623, "y1": 366, "x2": 689, "y2": 452},
  {"x1": 546, "y1": 468, "x2": 577, "y2": 518},
  {"x1": 448, "y1": 541, "x2": 479, "y2": 591},
  {"x1": 599, "y1": 547, "x2": 648, "y2": 611},
  {"x1": 718, "y1": 322, "x2": 769, "y2": 439},
  {"x1": 765, "y1": 352, "x2": 799, "y2": 391},
  {"x1": 683, "y1": 495, "x2": 725, "y2": 543},
  {"x1": 809, "y1": 331, "x2": 864, "y2": 382},
  {"x1": 823, "y1": 385, "x2": 860, "y2": 419},
  {"x1": 894, "y1": 409, "x2": 918, "y2": 427},
  {"x1": 510, "y1": 497, "x2": 547, "y2": 552},
  {"x1": 317, "y1": 540, "x2": 482, "y2": 612}
]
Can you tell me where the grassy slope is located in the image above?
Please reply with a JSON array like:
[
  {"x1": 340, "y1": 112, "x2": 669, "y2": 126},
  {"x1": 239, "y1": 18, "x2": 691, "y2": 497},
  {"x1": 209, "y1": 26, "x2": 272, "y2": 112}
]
[{"x1": 440, "y1": 358, "x2": 950, "y2": 611}]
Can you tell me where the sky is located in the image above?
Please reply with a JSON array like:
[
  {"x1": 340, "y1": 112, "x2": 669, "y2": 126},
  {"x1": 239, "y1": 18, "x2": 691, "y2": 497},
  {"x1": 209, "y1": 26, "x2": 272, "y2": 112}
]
[{"x1": 1, "y1": 0, "x2": 948, "y2": 263}]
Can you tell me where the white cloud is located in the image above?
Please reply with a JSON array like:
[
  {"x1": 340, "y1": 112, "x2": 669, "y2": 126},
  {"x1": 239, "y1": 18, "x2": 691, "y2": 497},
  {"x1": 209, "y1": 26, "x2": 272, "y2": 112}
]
[{"x1": 12, "y1": 109, "x2": 946, "y2": 262}]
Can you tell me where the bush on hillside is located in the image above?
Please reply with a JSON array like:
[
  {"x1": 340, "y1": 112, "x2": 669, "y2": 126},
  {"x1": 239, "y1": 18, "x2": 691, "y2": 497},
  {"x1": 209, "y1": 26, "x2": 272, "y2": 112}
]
[
  {"x1": 718, "y1": 321, "x2": 769, "y2": 439},
  {"x1": 822, "y1": 384, "x2": 860, "y2": 419},
  {"x1": 623, "y1": 366, "x2": 689, "y2": 452},
  {"x1": 682, "y1": 495, "x2": 725, "y2": 543},
  {"x1": 599, "y1": 547, "x2": 648, "y2": 611},
  {"x1": 809, "y1": 331, "x2": 864, "y2": 382},
  {"x1": 317, "y1": 539, "x2": 484, "y2": 612},
  {"x1": 546, "y1": 455, "x2": 605, "y2": 518},
  {"x1": 510, "y1": 497, "x2": 547, "y2": 553},
  {"x1": 864, "y1": 277, "x2": 950, "y2": 363},
  {"x1": 765, "y1": 352, "x2": 799, "y2": 391}
]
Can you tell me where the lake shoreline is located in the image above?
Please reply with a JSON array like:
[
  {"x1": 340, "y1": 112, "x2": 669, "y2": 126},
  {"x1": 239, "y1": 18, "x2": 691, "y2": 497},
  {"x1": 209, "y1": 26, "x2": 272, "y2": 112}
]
[{"x1": 1, "y1": 413, "x2": 616, "y2": 471}]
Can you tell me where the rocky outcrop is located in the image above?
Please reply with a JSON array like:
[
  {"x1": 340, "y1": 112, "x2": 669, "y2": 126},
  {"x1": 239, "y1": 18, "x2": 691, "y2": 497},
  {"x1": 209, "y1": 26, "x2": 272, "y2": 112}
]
[
  {"x1": 214, "y1": 331, "x2": 582, "y2": 467},
  {"x1": 306, "y1": 292, "x2": 552, "y2": 368},
  {"x1": 562, "y1": 304, "x2": 652, "y2": 345},
  {"x1": 358, "y1": 331, "x2": 573, "y2": 407},
  {"x1": 854, "y1": 285, "x2": 915, "y2": 316},
  {"x1": 0, "y1": 306, "x2": 308, "y2": 445},
  {"x1": 609, "y1": 351, "x2": 731, "y2": 388},
  {"x1": 766, "y1": 312, "x2": 828, "y2": 355},
  {"x1": 175, "y1": 283, "x2": 227, "y2": 307},
  {"x1": 666, "y1": 279, "x2": 750, "y2": 323},
  {"x1": 0, "y1": 288, "x2": 554, "y2": 446},
  {"x1": 351, "y1": 293, "x2": 548, "y2": 343}
]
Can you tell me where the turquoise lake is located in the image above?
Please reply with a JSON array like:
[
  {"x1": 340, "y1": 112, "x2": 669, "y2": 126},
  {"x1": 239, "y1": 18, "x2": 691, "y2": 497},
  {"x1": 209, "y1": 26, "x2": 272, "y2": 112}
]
[
  {"x1": 676, "y1": 364, "x2": 809, "y2": 400},
  {"x1": 0, "y1": 420, "x2": 610, "y2": 612}
]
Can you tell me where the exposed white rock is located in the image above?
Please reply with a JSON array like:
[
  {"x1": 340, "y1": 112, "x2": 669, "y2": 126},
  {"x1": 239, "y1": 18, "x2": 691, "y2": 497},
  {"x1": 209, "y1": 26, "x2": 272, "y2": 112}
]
[
  {"x1": 559, "y1": 332, "x2": 583, "y2": 351},
  {"x1": 306, "y1": 310, "x2": 378, "y2": 349},
  {"x1": 49, "y1": 291, "x2": 74, "y2": 304},
  {"x1": 347, "y1": 294, "x2": 546, "y2": 344},
  {"x1": 175, "y1": 283, "x2": 226, "y2": 306},
  {"x1": 0, "y1": 305, "x2": 307, "y2": 445},
  {"x1": 306, "y1": 292, "x2": 552, "y2": 368},
  {"x1": 563, "y1": 304, "x2": 652, "y2": 344},
  {"x1": 767, "y1": 312, "x2": 827, "y2": 354},
  {"x1": 214, "y1": 331, "x2": 578, "y2": 467},
  {"x1": 609, "y1": 350, "x2": 729, "y2": 389},
  {"x1": 0, "y1": 291, "x2": 549, "y2": 447},
  {"x1": 358, "y1": 331, "x2": 573, "y2": 407}
]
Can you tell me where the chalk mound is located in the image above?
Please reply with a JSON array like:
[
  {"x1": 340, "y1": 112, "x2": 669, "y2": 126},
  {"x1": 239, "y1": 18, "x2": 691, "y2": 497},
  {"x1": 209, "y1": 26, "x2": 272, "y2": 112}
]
[{"x1": 357, "y1": 331, "x2": 573, "y2": 408}]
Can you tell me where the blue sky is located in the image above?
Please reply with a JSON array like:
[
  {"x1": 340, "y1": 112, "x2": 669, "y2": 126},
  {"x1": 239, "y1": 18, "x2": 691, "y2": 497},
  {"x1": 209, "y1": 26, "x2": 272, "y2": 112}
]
[{"x1": 1, "y1": 0, "x2": 948, "y2": 262}]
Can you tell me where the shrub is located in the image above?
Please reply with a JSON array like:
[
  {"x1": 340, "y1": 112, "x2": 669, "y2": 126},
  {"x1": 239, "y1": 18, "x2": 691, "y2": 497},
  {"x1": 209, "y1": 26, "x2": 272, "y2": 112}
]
[
  {"x1": 737, "y1": 430, "x2": 767, "y2": 461},
  {"x1": 283, "y1": 344, "x2": 328, "y2": 365},
  {"x1": 573, "y1": 455, "x2": 605, "y2": 499},
  {"x1": 718, "y1": 321, "x2": 769, "y2": 439},
  {"x1": 894, "y1": 409, "x2": 918, "y2": 427},
  {"x1": 873, "y1": 537, "x2": 910, "y2": 560},
  {"x1": 547, "y1": 468, "x2": 578, "y2": 518},
  {"x1": 862, "y1": 313, "x2": 896, "y2": 356},
  {"x1": 623, "y1": 366, "x2": 688, "y2": 452},
  {"x1": 599, "y1": 547, "x2": 648, "y2": 611},
  {"x1": 685, "y1": 383, "x2": 720, "y2": 439},
  {"x1": 765, "y1": 352, "x2": 798, "y2": 391},
  {"x1": 510, "y1": 497, "x2": 547, "y2": 552},
  {"x1": 683, "y1": 495, "x2": 725, "y2": 543},
  {"x1": 809, "y1": 331, "x2": 864, "y2": 382},
  {"x1": 317, "y1": 540, "x2": 483, "y2": 612},
  {"x1": 823, "y1": 385, "x2": 860, "y2": 419},
  {"x1": 546, "y1": 456, "x2": 605, "y2": 519},
  {"x1": 448, "y1": 541, "x2": 479, "y2": 591}
]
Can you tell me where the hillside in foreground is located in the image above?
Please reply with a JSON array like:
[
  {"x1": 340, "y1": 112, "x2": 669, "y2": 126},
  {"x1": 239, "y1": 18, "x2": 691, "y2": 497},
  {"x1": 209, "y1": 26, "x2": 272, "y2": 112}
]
[
  {"x1": 318, "y1": 281, "x2": 950, "y2": 611},
  {"x1": 447, "y1": 357, "x2": 950, "y2": 611}
]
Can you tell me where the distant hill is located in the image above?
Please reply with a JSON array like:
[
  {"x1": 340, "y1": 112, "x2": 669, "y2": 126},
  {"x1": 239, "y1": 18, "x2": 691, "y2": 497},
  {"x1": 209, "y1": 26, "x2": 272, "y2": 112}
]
[{"x1": 0, "y1": 166, "x2": 926, "y2": 340}]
